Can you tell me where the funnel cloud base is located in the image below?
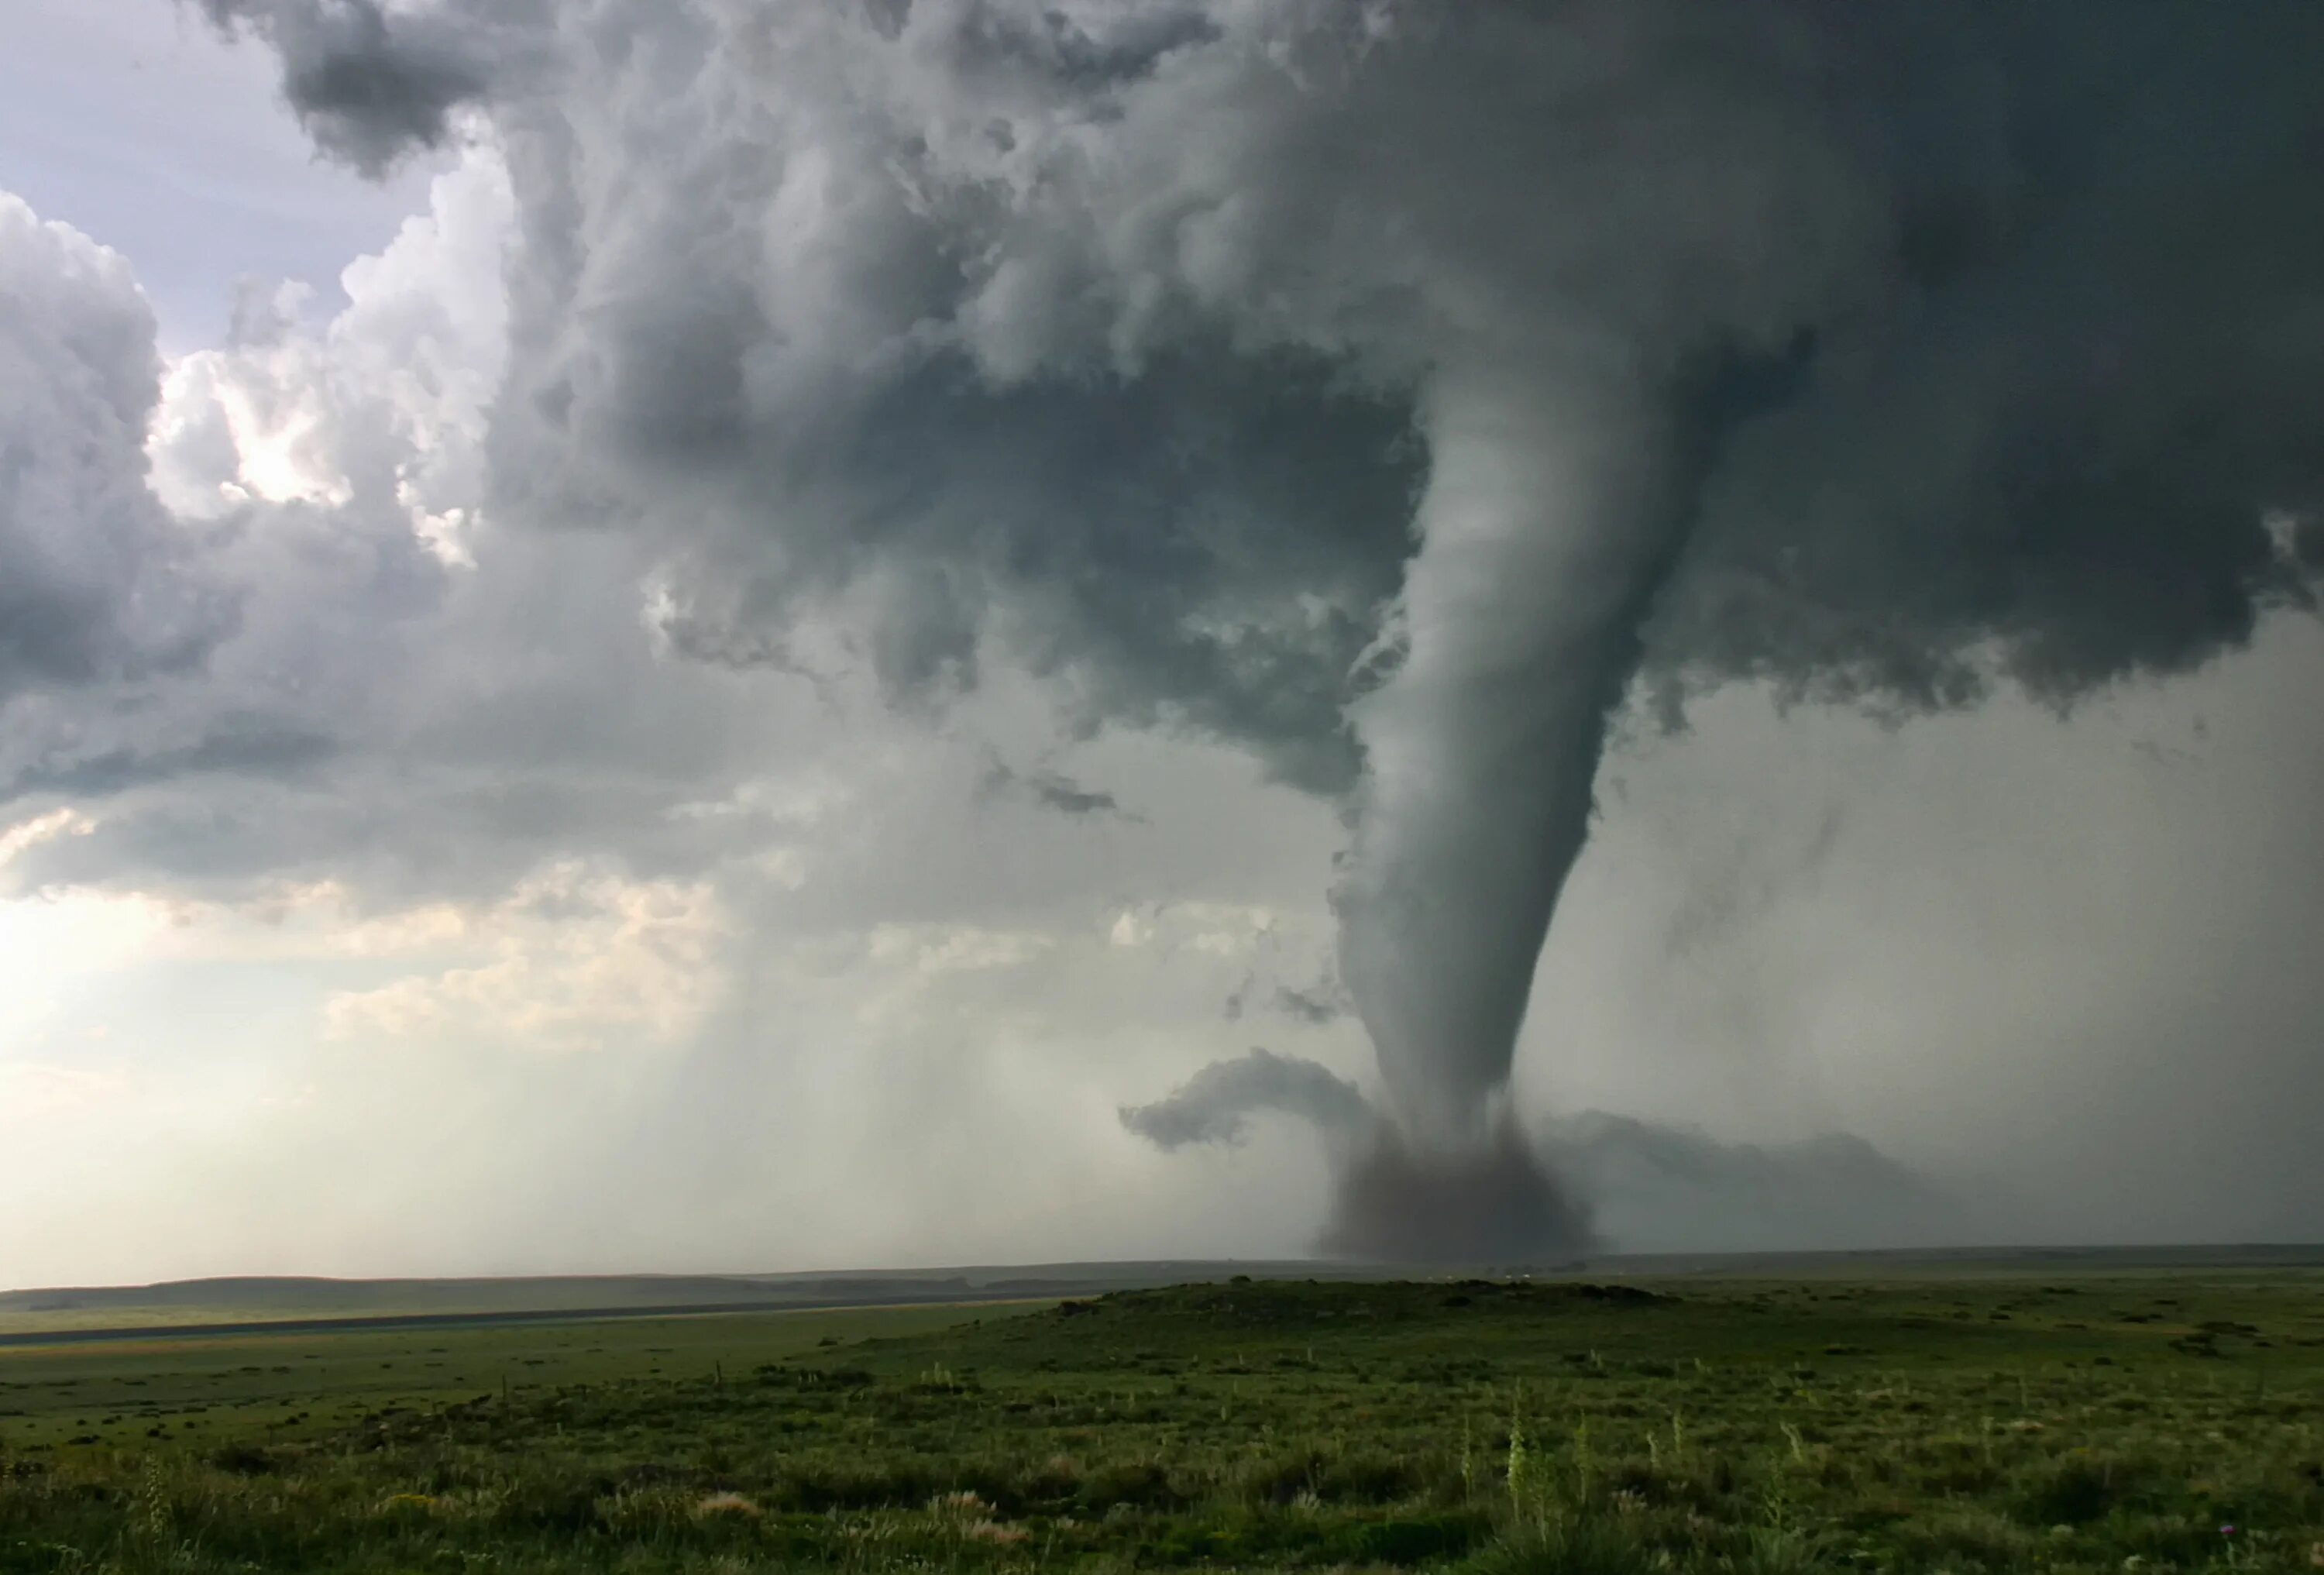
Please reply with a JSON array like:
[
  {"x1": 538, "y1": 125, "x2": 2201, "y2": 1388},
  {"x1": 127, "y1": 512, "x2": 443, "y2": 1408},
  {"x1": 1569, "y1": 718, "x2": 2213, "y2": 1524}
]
[
  {"x1": 1121, "y1": 1051, "x2": 1593, "y2": 1266},
  {"x1": 1320, "y1": 1117, "x2": 1595, "y2": 1266}
]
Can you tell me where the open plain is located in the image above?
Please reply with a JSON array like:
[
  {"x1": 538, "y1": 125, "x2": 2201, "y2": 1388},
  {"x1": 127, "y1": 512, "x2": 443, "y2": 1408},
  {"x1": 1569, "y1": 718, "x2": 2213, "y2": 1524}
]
[{"x1": 4, "y1": 1258, "x2": 2322, "y2": 1573}]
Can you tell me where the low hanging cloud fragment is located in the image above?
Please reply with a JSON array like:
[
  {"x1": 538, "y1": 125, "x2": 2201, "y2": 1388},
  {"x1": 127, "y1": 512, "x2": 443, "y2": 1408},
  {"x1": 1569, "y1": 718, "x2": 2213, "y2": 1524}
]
[
  {"x1": 975, "y1": 754, "x2": 1137, "y2": 821},
  {"x1": 1222, "y1": 970, "x2": 1349, "y2": 1027},
  {"x1": 1119, "y1": 1048, "x2": 1372, "y2": 1153},
  {"x1": 1270, "y1": 980, "x2": 1346, "y2": 1028}
]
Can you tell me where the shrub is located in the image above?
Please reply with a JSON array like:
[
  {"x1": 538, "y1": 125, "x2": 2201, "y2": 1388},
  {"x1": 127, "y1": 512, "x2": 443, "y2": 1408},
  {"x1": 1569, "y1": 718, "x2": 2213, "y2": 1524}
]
[{"x1": 1459, "y1": 1516, "x2": 1660, "y2": 1575}]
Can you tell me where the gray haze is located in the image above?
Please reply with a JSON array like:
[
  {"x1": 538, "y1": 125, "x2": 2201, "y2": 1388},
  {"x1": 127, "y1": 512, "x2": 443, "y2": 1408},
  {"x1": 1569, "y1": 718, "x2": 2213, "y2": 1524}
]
[
  {"x1": 1, "y1": 2, "x2": 2321, "y2": 1279},
  {"x1": 1548, "y1": 1114, "x2": 1985, "y2": 1256}
]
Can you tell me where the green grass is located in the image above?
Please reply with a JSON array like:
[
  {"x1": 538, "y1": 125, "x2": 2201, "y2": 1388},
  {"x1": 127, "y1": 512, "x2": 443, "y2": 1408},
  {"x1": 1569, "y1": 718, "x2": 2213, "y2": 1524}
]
[
  {"x1": 0, "y1": 1303, "x2": 1017, "y2": 1450},
  {"x1": 4, "y1": 1274, "x2": 2322, "y2": 1571}
]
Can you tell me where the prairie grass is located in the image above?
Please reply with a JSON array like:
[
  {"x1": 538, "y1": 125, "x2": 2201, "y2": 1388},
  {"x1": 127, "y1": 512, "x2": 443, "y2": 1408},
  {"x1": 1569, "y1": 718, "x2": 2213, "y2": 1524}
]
[{"x1": 2, "y1": 1274, "x2": 2321, "y2": 1570}]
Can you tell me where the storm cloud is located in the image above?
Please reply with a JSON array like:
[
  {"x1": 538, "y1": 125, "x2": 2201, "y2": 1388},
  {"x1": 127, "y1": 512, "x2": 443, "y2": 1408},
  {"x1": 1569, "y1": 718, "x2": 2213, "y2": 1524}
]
[
  {"x1": 0, "y1": 194, "x2": 232, "y2": 703},
  {"x1": 194, "y1": 0, "x2": 531, "y2": 177},
  {"x1": 203, "y1": 1, "x2": 2324, "y2": 711},
  {"x1": 188, "y1": 0, "x2": 2324, "y2": 1260}
]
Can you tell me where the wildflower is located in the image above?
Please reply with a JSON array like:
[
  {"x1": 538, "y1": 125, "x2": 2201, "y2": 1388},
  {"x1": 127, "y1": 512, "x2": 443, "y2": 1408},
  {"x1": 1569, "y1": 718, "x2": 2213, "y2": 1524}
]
[
  {"x1": 1505, "y1": 1398, "x2": 1535, "y2": 1504},
  {"x1": 2222, "y1": 1523, "x2": 2237, "y2": 1538}
]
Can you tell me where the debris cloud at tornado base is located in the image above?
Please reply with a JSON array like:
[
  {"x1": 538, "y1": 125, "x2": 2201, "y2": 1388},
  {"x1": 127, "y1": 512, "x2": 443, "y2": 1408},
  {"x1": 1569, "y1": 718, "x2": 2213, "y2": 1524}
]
[
  {"x1": 1121, "y1": 1048, "x2": 1594, "y2": 1264},
  {"x1": 208, "y1": 0, "x2": 2324, "y2": 1258}
]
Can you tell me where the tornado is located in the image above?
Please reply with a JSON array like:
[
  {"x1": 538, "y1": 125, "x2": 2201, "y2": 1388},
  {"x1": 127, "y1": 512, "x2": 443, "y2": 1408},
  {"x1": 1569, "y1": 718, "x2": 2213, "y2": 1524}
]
[
  {"x1": 1339, "y1": 354, "x2": 1675, "y2": 1154},
  {"x1": 1126, "y1": 353, "x2": 1686, "y2": 1260}
]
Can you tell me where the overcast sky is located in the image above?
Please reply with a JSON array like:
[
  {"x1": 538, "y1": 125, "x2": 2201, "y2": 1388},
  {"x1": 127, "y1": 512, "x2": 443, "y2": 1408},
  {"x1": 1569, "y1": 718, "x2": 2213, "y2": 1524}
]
[{"x1": 2, "y1": 1, "x2": 2320, "y2": 1288}]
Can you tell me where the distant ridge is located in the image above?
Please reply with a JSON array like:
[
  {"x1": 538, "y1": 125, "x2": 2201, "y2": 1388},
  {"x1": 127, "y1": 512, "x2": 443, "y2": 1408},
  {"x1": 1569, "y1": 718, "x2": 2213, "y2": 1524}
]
[
  {"x1": 0, "y1": 1262, "x2": 1375, "y2": 1337},
  {"x1": 9, "y1": 1244, "x2": 2323, "y2": 1338},
  {"x1": 0, "y1": 1262, "x2": 1352, "y2": 1316}
]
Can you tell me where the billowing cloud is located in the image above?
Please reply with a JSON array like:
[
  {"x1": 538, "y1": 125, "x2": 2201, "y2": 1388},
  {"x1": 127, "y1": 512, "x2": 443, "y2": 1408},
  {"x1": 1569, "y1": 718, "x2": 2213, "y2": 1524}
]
[
  {"x1": 0, "y1": 148, "x2": 820, "y2": 908},
  {"x1": 190, "y1": 0, "x2": 2324, "y2": 1263},
  {"x1": 0, "y1": 155, "x2": 510, "y2": 872},
  {"x1": 203, "y1": 2, "x2": 2324, "y2": 731},
  {"x1": 0, "y1": 195, "x2": 232, "y2": 703}
]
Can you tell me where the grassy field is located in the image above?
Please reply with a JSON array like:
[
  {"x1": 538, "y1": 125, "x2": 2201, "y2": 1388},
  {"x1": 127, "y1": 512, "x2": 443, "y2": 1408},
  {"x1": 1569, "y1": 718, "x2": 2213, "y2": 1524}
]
[
  {"x1": 2, "y1": 1273, "x2": 2322, "y2": 1572},
  {"x1": 0, "y1": 1304, "x2": 1020, "y2": 1449}
]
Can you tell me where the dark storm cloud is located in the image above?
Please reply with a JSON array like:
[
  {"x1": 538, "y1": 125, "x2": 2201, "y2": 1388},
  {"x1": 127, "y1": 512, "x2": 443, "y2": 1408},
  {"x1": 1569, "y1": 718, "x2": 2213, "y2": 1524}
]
[
  {"x1": 208, "y1": 3, "x2": 2324, "y2": 730},
  {"x1": 1645, "y1": 4, "x2": 2324, "y2": 717},
  {"x1": 615, "y1": 348, "x2": 1420, "y2": 796},
  {"x1": 192, "y1": 0, "x2": 524, "y2": 176},
  {"x1": 215, "y1": 0, "x2": 2324, "y2": 1226}
]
